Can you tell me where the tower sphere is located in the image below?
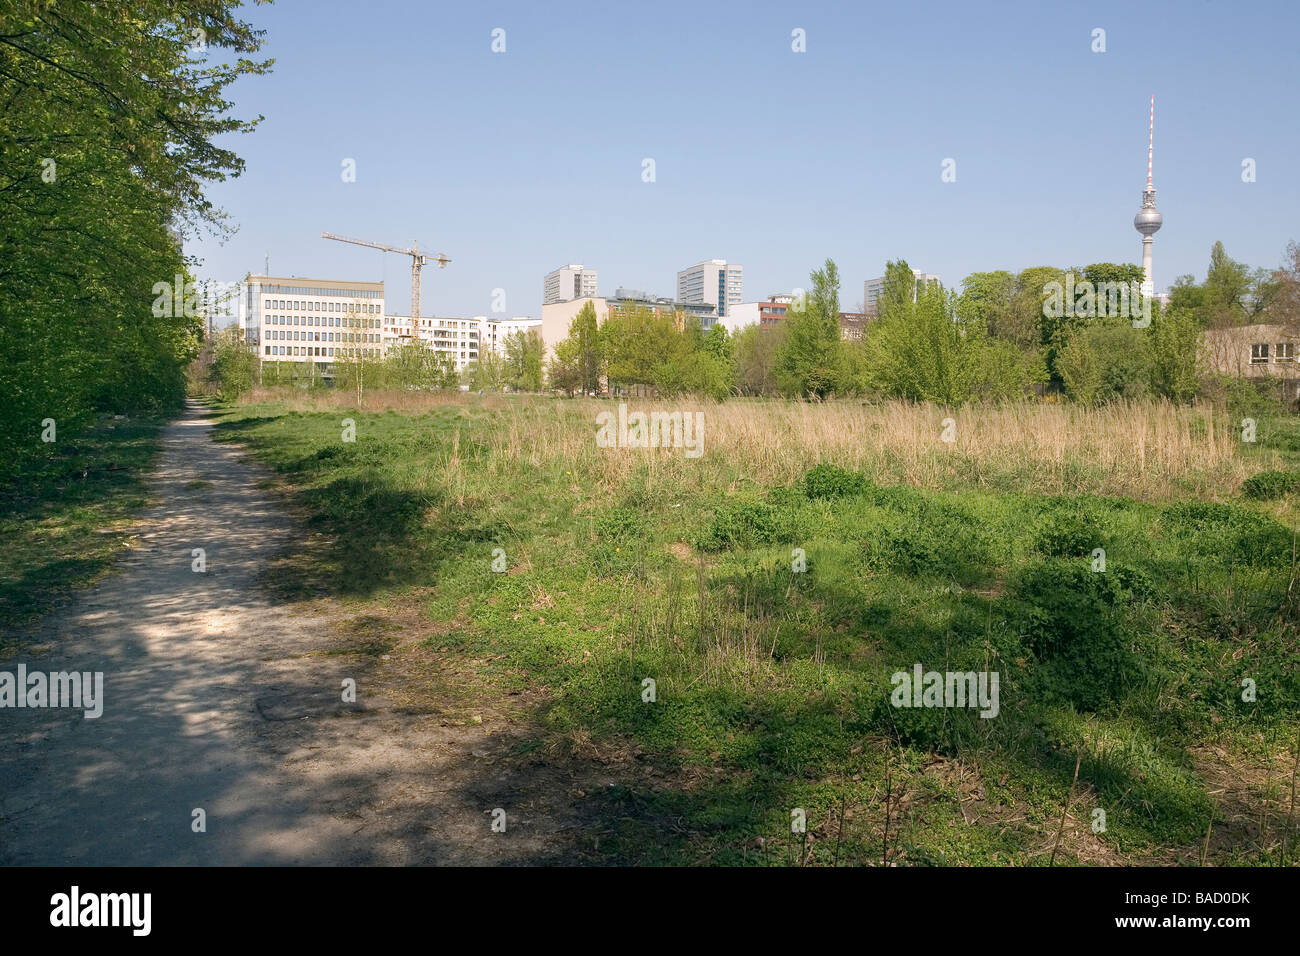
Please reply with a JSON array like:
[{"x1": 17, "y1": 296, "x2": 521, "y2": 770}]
[{"x1": 1134, "y1": 204, "x2": 1163, "y2": 236}]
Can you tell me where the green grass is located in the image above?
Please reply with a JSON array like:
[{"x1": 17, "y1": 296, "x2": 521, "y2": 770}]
[
  {"x1": 212, "y1": 395, "x2": 1300, "y2": 865},
  {"x1": 0, "y1": 413, "x2": 166, "y2": 644}
]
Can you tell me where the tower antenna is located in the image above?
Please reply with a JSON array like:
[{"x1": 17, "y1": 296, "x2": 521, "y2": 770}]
[
  {"x1": 1133, "y1": 95, "x2": 1163, "y2": 298},
  {"x1": 1147, "y1": 95, "x2": 1154, "y2": 187}
]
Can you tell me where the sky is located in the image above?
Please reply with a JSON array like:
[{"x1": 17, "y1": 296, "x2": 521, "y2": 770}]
[{"x1": 188, "y1": 0, "x2": 1300, "y2": 319}]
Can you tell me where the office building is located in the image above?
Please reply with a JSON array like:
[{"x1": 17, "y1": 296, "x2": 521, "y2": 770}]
[
  {"x1": 240, "y1": 275, "x2": 385, "y2": 370},
  {"x1": 544, "y1": 264, "x2": 598, "y2": 305},
  {"x1": 677, "y1": 259, "x2": 743, "y2": 320}
]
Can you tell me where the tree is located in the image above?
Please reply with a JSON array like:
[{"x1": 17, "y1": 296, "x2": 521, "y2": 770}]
[
  {"x1": 1055, "y1": 320, "x2": 1150, "y2": 405},
  {"x1": 602, "y1": 305, "x2": 678, "y2": 391},
  {"x1": 465, "y1": 348, "x2": 505, "y2": 391},
  {"x1": 0, "y1": 2, "x2": 271, "y2": 480},
  {"x1": 1270, "y1": 241, "x2": 1300, "y2": 333},
  {"x1": 207, "y1": 328, "x2": 258, "y2": 401},
  {"x1": 548, "y1": 302, "x2": 603, "y2": 395},
  {"x1": 732, "y1": 323, "x2": 786, "y2": 396},
  {"x1": 332, "y1": 300, "x2": 375, "y2": 403},
  {"x1": 502, "y1": 329, "x2": 544, "y2": 391},
  {"x1": 1146, "y1": 305, "x2": 1203, "y2": 401},
  {"x1": 864, "y1": 281, "x2": 1043, "y2": 403},
  {"x1": 775, "y1": 258, "x2": 844, "y2": 397}
]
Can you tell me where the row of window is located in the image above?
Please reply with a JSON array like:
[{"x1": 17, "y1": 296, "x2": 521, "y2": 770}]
[
  {"x1": 259, "y1": 286, "x2": 381, "y2": 299},
  {"x1": 1250, "y1": 343, "x2": 1295, "y2": 364},
  {"x1": 265, "y1": 330, "x2": 379, "y2": 343},
  {"x1": 264, "y1": 346, "x2": 380, "y2": 357},
  {"x1": 263, "y1": 299, "x2": 381, "y2": 313},
  {"x1": 265, "y1": 314, "x2": 378, "y2": 328}
]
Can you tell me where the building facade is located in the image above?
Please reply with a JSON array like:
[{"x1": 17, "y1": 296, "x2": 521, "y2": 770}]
[
  {"x1": 543, "y1": 264, "x2": 598, "y2": 305},
  {"x1": 382, "y1": 315, "x2": 543, "y2": 372},
  {"x1": 677, "y1": 259, "x2": 743, "y2": 321},
  {"x1": 719, "y1": 295, "x2": 793, "y2": 334},
  {"x1": 1203, "y1": 324, "x2": 1300, "y2": 399},
  {"x1": 240, "y1": 275, "x2": 385, "y2": 371}
]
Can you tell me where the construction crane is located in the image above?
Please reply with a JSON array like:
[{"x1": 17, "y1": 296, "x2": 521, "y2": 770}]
[{"x1": 321, "y1": 232, "x2": 450, "y2": 327}]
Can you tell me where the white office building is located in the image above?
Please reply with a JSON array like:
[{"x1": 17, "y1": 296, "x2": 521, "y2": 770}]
[
  {"x1": 677, "y1": 259, "x2": 743, "y2": 322},
  {"x1": 543, "y1": 265, "x2": 598, "y2": 305},
  {"x1": 240, "y1": 274, "x2": 385, "y2": 365}
]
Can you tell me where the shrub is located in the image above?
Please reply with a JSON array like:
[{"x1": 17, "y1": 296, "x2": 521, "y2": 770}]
[
  {"x1": 1241, "y1": 470, "x2": 1300, "y2": 500},
  {"x1": 804, "y1": 463, "x2": 867, "y2": 499},
  {"x1": 698, "y1": 500, "x2": 799, "y2": 551},
  {"x1": 1012, "y1": 562, "x2": 1143, "y2": 711},
  {"x1": 1033, "y1": 509, "x2": 1103, "y2": 557}
]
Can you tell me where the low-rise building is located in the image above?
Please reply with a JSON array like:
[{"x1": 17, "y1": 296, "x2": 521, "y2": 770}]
[
  {"x1": 382, "y1": 315, "x2": 543, "y2": 372},
  {"x1": 1203, "y1": 324, "x2": 1300, "y2": 399},
  {"x1": 719, "y1": 295, "x2": 795, "y2": 334}
]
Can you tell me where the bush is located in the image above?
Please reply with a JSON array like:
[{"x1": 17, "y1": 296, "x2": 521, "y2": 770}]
[
  {"x1": 698, "y1": 499, "x2": 800, "y2": 551},
  {"x1": 804, "y1": 463, "x2": 867, "y2": 499},
  {"x1": 1012, "y1": 562, "x2": 1143, "y2": 711},
  {"x1": 1034, "y1": 510, "x2": 1103, "y2": 557},
  {"x1": 1241, "y1": 470, "x2": 1300, "y2": 500}
]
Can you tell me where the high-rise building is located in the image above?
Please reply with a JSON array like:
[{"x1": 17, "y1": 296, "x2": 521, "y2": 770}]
[
  {"x1": 543, "y1": 264, "x2": 598, "y2": 305},
  {"x1": 1133, "y1": 95, "x2": 1163, "y2": 298},
  {"x1": 240, "y1": 275, "x2": 385, "y2": 369},
  {"x1": 677, "y1": 259, "x2": 743, "y2": 322},
  {"x1": 863, "y1": 271, "x2": 941, "y2": 315}
]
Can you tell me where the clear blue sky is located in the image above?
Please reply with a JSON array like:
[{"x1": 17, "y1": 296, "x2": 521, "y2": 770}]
[{"x1": 188, "y1": 0, "x2": 1299, "y2": 318}]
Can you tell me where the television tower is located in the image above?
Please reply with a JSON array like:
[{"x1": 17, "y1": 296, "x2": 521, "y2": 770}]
[{"x1": 1133, "y1": 95, "x2": 1163, "y2": 297}]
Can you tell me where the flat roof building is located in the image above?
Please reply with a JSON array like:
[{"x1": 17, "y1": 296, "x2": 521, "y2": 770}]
[
  {"x1": 677, "y1": 259, "x2": 743, "y2": 324},
  {"x1": 544, "y1": 264, "x2": 598, "y2": 305},
  {"x1": 240, "y1": 274, "x2": 385, "y2": 373}
]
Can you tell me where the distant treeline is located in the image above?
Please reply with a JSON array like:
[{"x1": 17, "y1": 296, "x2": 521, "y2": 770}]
[{"x1": 548, "y1": 244, "x2": 1300, "y2": 404}]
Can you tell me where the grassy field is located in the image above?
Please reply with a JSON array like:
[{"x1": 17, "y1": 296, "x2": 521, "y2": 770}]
[
  {"x1": 204, "y1": 389, "x2": 1299, "y2": 864},
  {"x1": 0, "y1": 414, "x2": 166, "y2": 645}
]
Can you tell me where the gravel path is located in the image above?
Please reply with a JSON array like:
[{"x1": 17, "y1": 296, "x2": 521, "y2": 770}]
[{"x1": 0, "y1": 402, "x2": 593, "y2": 865}]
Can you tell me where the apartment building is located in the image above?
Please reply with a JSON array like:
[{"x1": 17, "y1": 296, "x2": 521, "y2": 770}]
[
  {"x1": 863, "y1": 271, "x2": 941, "y2": 314},
  {"x1": 240, "y1": 275, "x2": 385, "y2": 370},
  {"x1": 677, "y1": 259, "x2": 743, "y2": 324},
  {"x1": 382, "y1": 315, "x2": 543, "y2": 372},
  {"x1": 543, "y1": 264, "x2": 598, "y2": 305}
]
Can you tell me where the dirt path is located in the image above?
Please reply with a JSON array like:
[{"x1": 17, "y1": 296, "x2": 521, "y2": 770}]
[{"x1": 0, "y1": 402, "x2": 601, "y2": 865}]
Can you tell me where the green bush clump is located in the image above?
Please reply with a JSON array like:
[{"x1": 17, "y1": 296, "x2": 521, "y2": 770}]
[
  {"x1": 1241, "y1": 470, "x2": 1300, "y2": 500},
  {"x1": 803, "y1": 463, "x2": 867, "y2": 500},
  {"x1": 698, "y1": 499, "x2": 800, "y2": 551},
  {"x1": 1012, "y1": 562, "x2": 1144, "y2": 711},
  {"x1": 1033, "y1": 500, "x2": 1107, "y2": 558},
  {"x1": 1161, "y1": 500, "x2": 1293, "y2": 567}
]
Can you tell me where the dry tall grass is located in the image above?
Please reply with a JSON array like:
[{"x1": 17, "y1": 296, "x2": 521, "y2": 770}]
[{"x1": 239, "y1": 388, "x2": 1271, "y2": 500}]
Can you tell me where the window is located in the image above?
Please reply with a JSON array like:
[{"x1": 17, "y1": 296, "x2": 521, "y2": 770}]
[
  {"x1": 1251, "y1": 343, "x2": 1270, "y2": 364},
  {"x1": 1276, "y1": 343, "x2": 1294, "y2": 362}
]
